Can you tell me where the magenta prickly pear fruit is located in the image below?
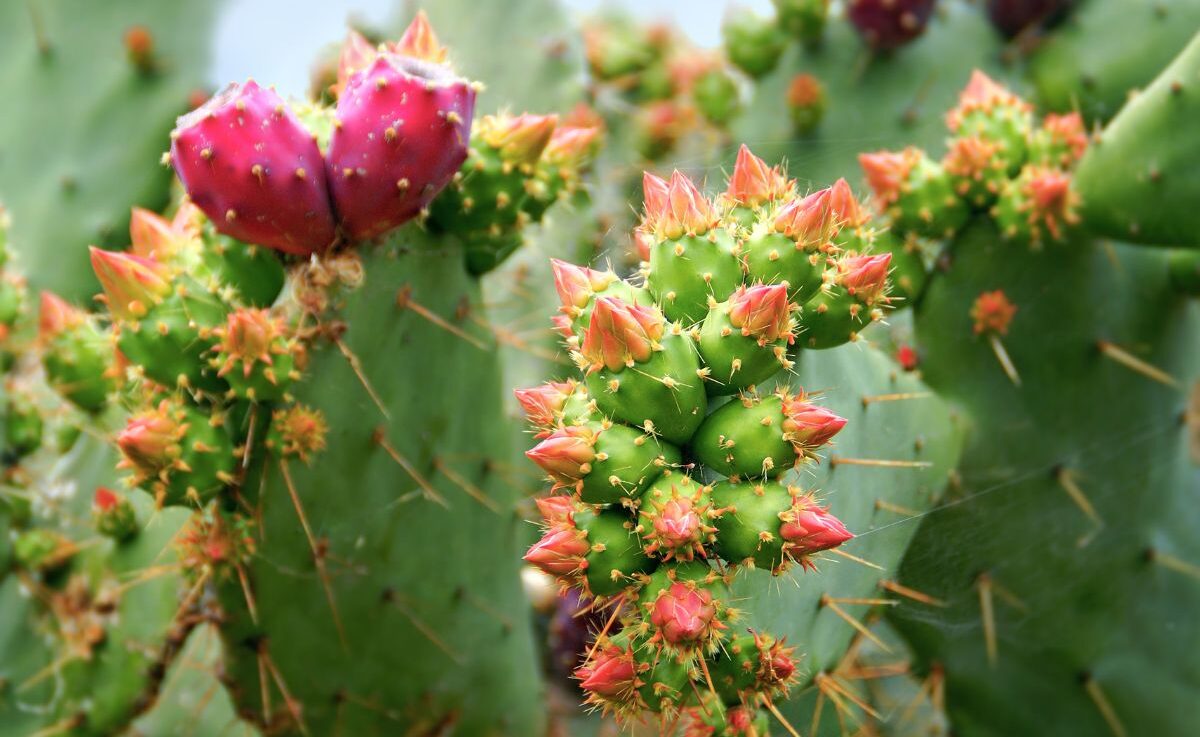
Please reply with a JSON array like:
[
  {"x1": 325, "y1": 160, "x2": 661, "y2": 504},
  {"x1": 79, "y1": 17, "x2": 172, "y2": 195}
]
[
  {"x1": 525, "y1": 421, "x2": 680, "y2": 505},
  {"x1": 859, "y1": 147, "x2": 968, "y2": 238},
  {"x1": 38, "y1": 291, "x2": 117, "y2": 413},
  {"x1": 992, "y1": 164, "x2": 1080, "y2": 245},
  {"x1": 691, "y1": 390, "x2": 846, "y2": 479},
  {"x1": 697, "y1": 283, "x2": 796, "y2": 394},
  {"x1": 710, "y1": 480, "x2": 851, "y2": 573},
  {"x1": 847, "y1": 0, "x2": 937, "y2": 51},
  {"x1": 945, "y1": 71, "x2": 1033, "y2": 177},
  {"x1": 116, "y1": 397, "x2": 235, "y2": 506},
  {"x1": 170, "y1": 80, "x2": 336, "y2": 254},
  {"x1": 636, "y1": 472, "x2": 718, "y2": 561},
  {"x1": 643, "y1": 171, "x2": 742, "y2": 324},
  {"x1": 327, "y1": 14, "x2": 476, "y2": 241},
  {"x1": 708, "y1": 629, "x2": 798, "y2": 703},
  {"x1": 787, "y1": 72, "x2": 827, "y2": 135},
  {"x1": 93, "y1": 487, "x2": 139, "y2": 541},
  {"x1": 743, "y1": 186, "x2": 837, "y2": 302},
  {"x1": 723, "y1": 144, "x2": 794, "y2": 227},
  {"x1": 578, "y1": 296, "x2": 708, "y2": 444},
  {"x1": 212, "y1": 307, "x2": 298, "y2": 401},
  {"x1": 986, "y1": 0, "x2": 1075, "y2": 39}
]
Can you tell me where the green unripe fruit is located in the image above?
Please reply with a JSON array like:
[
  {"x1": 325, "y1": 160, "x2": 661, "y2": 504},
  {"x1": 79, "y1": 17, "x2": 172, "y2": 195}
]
[
  {"x1": 692, "y1": 68, "x2": 741, "y2": 127},
  {"x1": 692, "y1": 394, "x2": 796, "y2": 479},
  {"x1": 117, "y1": 283, "x2": 228, "y2": 392},
  {"x1": 200, "y1": 231, "x2": 286, "y2": 308},
  {"x1": 647, "y1": 229, "x2": 743, "y2": 325},
  {"x1": 586, "y1": 331, "x2": 708, "y2": 445},
  {"x1": 635, "y1": 61, "x2": 676, "y2": 102},
  {"x1": 43, "y1": 321, "x2": 117, "y2": 413},
  {"x1": 636, "y1": 471, "x2": 717, "y2": 561},
  {"x1": 742, "y1": 231, "x2": 826, "y2": 303},
  {"x1": 798, "y1": 285, "x2": 877, "y2": 349},
  {"x1": 723, "y1": 9, "x2": 787, "y2": 79},
  {"x1": 577, "y1": 508, "x2": 657, "y2": 598},
  {"x1": 0, "y1": 277, "x2": 23, "y2": 326},
  {"x1": 698, "y1": 292, "x2": 793, "y2": 395},
  {"x1": 13, "y1": 529, "x2": 74, "y2": 572},
  {"x1": 5, "y1": 397, "x2": 43, "y2": 460},
  {"x1": 710, "y1": 480, "x2": 794, "y2": 571},
  {"x1": 1168, "y1": 249, "x2": 1200, "y2": 296},
  {"x1": 773, "y1": 0, "x2": 828, "y2": 42},
  {"x1": 581, "y1": 422, "x2": 681, "y2": 505}
]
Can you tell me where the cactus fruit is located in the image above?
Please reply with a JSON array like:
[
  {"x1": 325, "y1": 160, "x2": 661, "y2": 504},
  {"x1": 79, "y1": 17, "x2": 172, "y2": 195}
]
[
  {"x1": 986, "y1": 0, "x2": 1074, "y2": 39},
  {"x1": 786, "y1": 73, "x2": 826, "y2": 135},
  {"x1": 847, "y1": 0, "x2": 937, "y2": 51},
  {"x1": 773, "y1": 0, "x2": 830, "y2": 43},
  {"x1": 519, "y1": 144, "x2": 962, "y2": 734},
  {"x1": 723, "y1": 8, "x2": 787, "y2": 80},
  {"x1": 170, "y1": 81, "x2": 338, "y2": 254}
]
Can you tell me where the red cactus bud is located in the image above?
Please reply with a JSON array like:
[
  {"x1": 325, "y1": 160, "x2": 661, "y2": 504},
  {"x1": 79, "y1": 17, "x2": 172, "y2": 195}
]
[
  {"x1": 642, "y1": 172, "x2": 670, "y2": 219},
  {"x1": 773, "y1": 188, "x2": 837, "y2": 247},
  {"x1": 728, "y1": 284, "x2": 792, "y2": 343},
  {"x1": 725, "y1": 144, "x2": 792, "y2": 208},
  {"x1": 780, "y1": 497, "x2": 852, "y2": 559},
  {"x1": 544, "y1": 126, "x2": 601, "y2": 169},
  {"x1": 117, "y1": 400, "x2": 183, "y2": 475},
  {"x1": 652, "y1": 498, "x2": 703, "y2": 550},
  {"x1": 829, "y1": 178, "x2": 868, "y2": 229},
  {"x1": 550, "y1": 313, "x2": 575, "y2": 339},
  {"x1": 580, "y1": 297, "x2": 664, "y2": 372},
  {"x1": 896, "y1": 344, "x2": 920, "y2": 371},
  {"x1": 644, "y1": 171, "x2": 717, "y2": 239},
  {"x1": 726, "y1": 707, "x2": 759, "y2": 735},
  {"x1": 946, "y1": 70, "x2": 1031, "y2": 131},
  {"x1": 787, "y1": 73, "x2": 824, "y2": 107},
  {"x1": 514, "y1": 381, "x2": 575, "y2": 429},
  {"x1": 333, "y1": 30, "x2": 378, "y2": 98},
  {"x1": 781, "y1": 394, "x2": 847, "y2": 450},
  {"x1": 943, "y1": 136, "x2": 1000, "y2": 182},
  {"x1": 393, "y1": 10, "x2": 448, "y2": 64},
  {"x1": 89, "y1": 247, "x2": 172, "y2": 320},
  {"x1": 971, "y1": 290, "x2": 1017, "y2": 336},
  {"x1": 525, "y1": 425, "x2": 596, "y2": 487},
  {"x1": 270, "y1": 404, "x2": 328, "y2": 462},
  {"x1": 480, "y1": 113, "x2": 559, "y2": 166},
  {"x1": 535, "y1": 495, "x2": 576, "y2": 526},
  {"x1": 524, "y1": 524, "x2": 590, "y2": 577},
  {"x1": 94, "y1": 487, "x2": 120, "y2": 512},
  {"x1": 38, "y1": 291, "x2": 84, "y2": 341},
  {"x1": 632, "y1": 228, "x2": 654, "y2": 262},
  {"x1": 859, "y1": 148, "x2": 919, "y2": 208},
  {"x1": 563, "y1": 102, "x2": 606, "y2": 132},
  {"x1": 575, "y1": 643, "x2": 638, "y2": 700},
  {"x1": 839, "y1": 253, "x2": 892, "y2": 303},
  {"x1": 551, "y1": 260, "x2": 617, "y2": 311},
  {"x1": 124, "y1": 25, "x2": 154, "y2": 72},
  {"x1": 650, "y1": 582, "x2": 717, "y2": 645}
]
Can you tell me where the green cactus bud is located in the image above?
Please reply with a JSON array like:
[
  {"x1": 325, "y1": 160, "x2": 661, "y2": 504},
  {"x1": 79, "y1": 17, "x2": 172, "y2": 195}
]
[
  {"x1": 773, "y1": 0, "x2": 829, "y2": 42},
  {"x1": 723, "y1": 8, "x2": 786, "y2": 79},
  {"x1": 860, "y1": 147, "x2": 969, "y2": 239},
  {"x1": 946, "y1": 71, "x2": 1033, "y2": 177},
  {"x1": 579, "y1": 507, "x2": 658, "y2": 598},
  {"x1": 116, "y1": 397, "x2": 235, "y2": 506},
  {"x1": 5, "y1": 395, "x2": 44, "y2": 460},
  {"x1": 526, "y1": 421, "x2": 680, "y2": 505},
  {"x1": 692, "y1": 67, "x2": 741, "y2": 127},
  {"x1": 13, "y1": 529, "x2": 75, "y2": 573},
  {"x1": 39, "y1": 291, "x2": 117, "y2": 413},
  {"x1": 697, "y1": 284, "x2": 795, "y2": 394},
  {"x1": 636, "y1": 471, "x2": 718, "y2": 561},
  {"x1": 787, "y1": 72, "x2": 827, "y2": 135},
  {"x1": 92, "y1": 487, "x2": 139, "y2": 541}
]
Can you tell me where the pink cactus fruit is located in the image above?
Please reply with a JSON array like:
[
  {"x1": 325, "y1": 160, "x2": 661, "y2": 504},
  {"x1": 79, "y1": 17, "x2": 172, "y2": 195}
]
[
  {"x1": 170, "y1": 80, "x2": 336, "y2": 255},
  {"x1": 779, "y1": 495, "x2": 853, "y2": 564},
  {"x1": 326, "y1": 13, "x2": 476, "y2": 241}
]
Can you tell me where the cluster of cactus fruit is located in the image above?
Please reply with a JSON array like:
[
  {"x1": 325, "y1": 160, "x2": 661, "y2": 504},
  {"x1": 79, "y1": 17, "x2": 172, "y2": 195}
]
[{"x1": 517, "y1": 147, "x2": 919, "y2": 732}]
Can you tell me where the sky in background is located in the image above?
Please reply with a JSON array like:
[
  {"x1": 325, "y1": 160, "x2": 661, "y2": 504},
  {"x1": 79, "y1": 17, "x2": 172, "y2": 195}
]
[{"x1": 212, "y1": 0, "x2": 772, "y2": 97}]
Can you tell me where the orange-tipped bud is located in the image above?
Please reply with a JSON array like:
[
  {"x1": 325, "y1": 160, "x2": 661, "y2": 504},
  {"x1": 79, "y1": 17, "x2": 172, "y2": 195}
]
[
  {"x1": 575, "y1": 644, "x2": 638, "y2": 701},
  {"x1": 525, "y1": 425, "x2": 596, "y2": 487},
  {"x1": 393, "y1": 10, "x2": 448, "y2": 64},
  {"x1": 481, "y1": 113, "x2": 559, "y2": 166},
  {"x1": 1040, "y1": 112, "x2": 1088, "y2": 165},
  {"x1": 642, "y1": 172, "x2": 670, "y2": 220},
  {"x1": 839, "y1": 253, "x2": 891, "y2": 303},
  {"x1": 580, "y1": 297, "x2": 664, "y2": 372},
  {"x1": 859, "y1": 148, "x2": 919, "y2": 208},
  {"x1": 38, "y1": 291, "x2": 84, "y2": 341},
  {"x1": 129, "y1": 207, "x2": 185, "y2": 261},
  {"x1": 725, "y1": 144, "x2": 792, "y2": 208},
  {"x1": 828, "y1": 178, "x2": 867, "y2": 229},
  {"x1": 650, "y1": 582, "x2": 718, "y2": 645},
  {"x1": 772, "y1": 188, "x2": 837, "y2": 247},
  {"x1": 728, "y1": 284, "x2": 792, "y2": 343},
  {"x1": 632, "y1": 228, "x2": 654, "y2": 262},
  {"x1": 89, "y1": 247, "x2": 172, "y2": 320},
  {"x1": 116, "y1": 400, "x2": 184, "y2": 476},
  {"x1": 535, "y1": 495, "x2": 576, "y2": 526},
  {"x1": 780, "y1": 497, "x2": 852, "y2": 559},
  {"x1": 524, "y1": 524, "x2": 590, "y2": 578},
  {"x1": 946, "y1": 70, "x2": 1031, "y2": 131},
  {"x1": 551, "y1": 259, "x2": 617, "y2": 311},
  {"x1": 216, "y1": 308, "x2": 287, "y2": 379},
  {"x1": 544, "y1": 126, "x2": 601, "y2": 169},
  {"x1": 781, "y1": 394, "x2": 846, "y2": 450},
  {"x1": 514, "y1": 381, "x2": 575, "y2": 429}
]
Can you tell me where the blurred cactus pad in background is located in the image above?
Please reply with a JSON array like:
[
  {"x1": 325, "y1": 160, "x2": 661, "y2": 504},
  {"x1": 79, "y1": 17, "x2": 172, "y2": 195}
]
[{"x1": 0, "y1": 1, "x2": 1198, "y2": 736}]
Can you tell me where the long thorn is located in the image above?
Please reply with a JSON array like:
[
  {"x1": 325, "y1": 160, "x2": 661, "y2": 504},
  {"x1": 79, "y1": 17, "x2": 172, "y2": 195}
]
[
  {"x1": 988, "y1": 334, "x2": 1021, "y2": 386},
  {"x1": 1083, "y1": 675, "x2": 1129, "y2": 737},
  {"x1": 879, "y1": 579, "x2": 946, "y2": 607},
  {"x1": 280, "y1": 460, "x2": 347, "y2": 651},
  {"x1": 389, "y1": 596, "x2": 463, "y2": 664},
  {"x1": 334, "y1": 337, "x2": 390, "y2": 418},
  {"x1": 830, "y1": 456, "x2": 932, "y2": 469},
  {"x1": 977, "y1": 573, "x2": 997, "y2": 668},
  {"x1": 261, "y1": 647, "x2": 309, "y2": 736},
  {"x1": 1096, "y1": 340, "x2": 1178, "y2": 388},
  {"x1": 433, "y1": 457, "x2": 499, "y2": 513},
  {"x1": 1147, "y1": 548, "x2": 1200, "y2": 580},
  {"x1": 760, "y1": 695, "x2": 803, "y2": 737},
  {"x1": 822, "y1": 673, "x2": 881, "y2": 720},
  {"x1": 397, "y1": 287, "x2": 488, "y2": 350},
  {"x1": 821, "y1": 596, "x2": 891, "y2": 652},
  {"x1": 374, "y1": 430, "x2": 449, "y2": 508},
  {"x1": 861, "y1": 391, "x2": 930, "y2": 407},
  {"x1": 828, "y1": 547, "x2": 885, "y2": 571}
]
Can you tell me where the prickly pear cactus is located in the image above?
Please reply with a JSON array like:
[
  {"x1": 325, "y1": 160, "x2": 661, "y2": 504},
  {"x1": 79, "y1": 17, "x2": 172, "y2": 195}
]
[
  {"x1": 841, "y1": 68, "x2": 1200, "y2": 737},
  {"x1": 0, "y1": 0, "x2": 219, "y2": 300},
  {"x1": 518, "y1": 150, "x2": 961, "y2": 734}
]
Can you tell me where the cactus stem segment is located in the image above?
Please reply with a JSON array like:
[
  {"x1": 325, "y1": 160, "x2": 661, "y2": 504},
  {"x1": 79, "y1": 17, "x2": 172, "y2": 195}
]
[
  {"x1": 279, "y1": 459, "x2": 348, "y2": 651},
  {"x1": 383, "y1": 594, "x2": 464, "y2": 665}
]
